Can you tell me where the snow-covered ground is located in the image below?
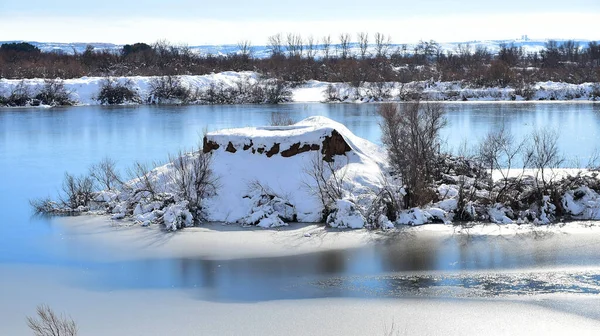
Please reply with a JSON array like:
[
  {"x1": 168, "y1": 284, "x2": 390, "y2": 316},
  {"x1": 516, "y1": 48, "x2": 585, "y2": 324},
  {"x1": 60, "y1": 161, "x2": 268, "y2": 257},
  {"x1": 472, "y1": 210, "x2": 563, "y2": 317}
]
[{"x1": 1, "y1": 71, "x2": 599, "y2": 106}]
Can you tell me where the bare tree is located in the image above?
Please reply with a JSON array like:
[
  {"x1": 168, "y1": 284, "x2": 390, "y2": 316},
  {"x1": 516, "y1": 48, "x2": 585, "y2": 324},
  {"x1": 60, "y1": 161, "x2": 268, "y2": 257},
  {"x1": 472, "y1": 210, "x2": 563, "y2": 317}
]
[
  {"x1": 27, "y1": 304, "x2": 78, "y2": 336},
  {"x1": 267, "y1": 33, "x2": 284, "y2": 57},
  {"x1": 306, "y1": 35, "x2": 316, "y2": 59},
  {"x1": 379, "y1": 101, "x2": 447, "y2": 208},
  {"x1": 321, "y1": 35, "x2": 332, "y2": 59},
  {"x1": 357, "y1": 32, "x2": 369, "y2": 59},
  {"x1": 89, "y1": 157, "x2": 122, "y2": 191},
  {"x1": 237, "y1": 40, "x2": 253, "y2": 58},
  {"x1": 338, "y1": 33, "x2": 351, "y2": 59},
  {"x1": 526, "y1": 129, "x2": 564, "y2": 190},
  {"x1": 286, "y1": 33, "x2": 303, "y2": 58},
  {"x1": 374, "y1": 32, "x2": 392, "y2": 58}
]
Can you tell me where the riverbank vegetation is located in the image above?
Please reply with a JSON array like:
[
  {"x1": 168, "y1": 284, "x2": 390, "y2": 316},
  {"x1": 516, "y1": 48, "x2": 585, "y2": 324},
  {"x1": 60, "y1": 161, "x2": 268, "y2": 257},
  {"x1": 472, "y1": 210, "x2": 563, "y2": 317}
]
[{"x1": 2, "y1": 37, "x2": 600, "y2": 106}]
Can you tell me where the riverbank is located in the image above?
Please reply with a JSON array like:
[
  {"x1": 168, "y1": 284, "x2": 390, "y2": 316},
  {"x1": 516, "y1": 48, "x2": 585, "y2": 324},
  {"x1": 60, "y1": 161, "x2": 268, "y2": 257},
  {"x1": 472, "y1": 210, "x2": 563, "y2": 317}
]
[{"x1": 1, "y1": 71, "x2": 599, "y2": 107}]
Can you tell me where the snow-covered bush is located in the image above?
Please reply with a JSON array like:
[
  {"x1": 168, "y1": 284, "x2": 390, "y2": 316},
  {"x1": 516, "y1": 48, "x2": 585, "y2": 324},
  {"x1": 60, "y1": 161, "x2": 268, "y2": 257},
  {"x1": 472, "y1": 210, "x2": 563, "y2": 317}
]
[
  {"x1": 197, "y1": 77, "x2": 291, "y2": 104},
  {"x1": 238, "y1": 182, "x2": 296, "y2": 228},
  {"x1": 97, "y1": 78, "x2": 141, "y2": 105},
  {"x1": 327, "y1": 199, "x2": 367, "y2": 229},
  {"x1": 303, "y1": 154, "x2": 348, "y2": 221},
  {"x1": 3, "y1": 80, "x2": 33, "y2": 106},
  {"x1": 148, "y1": 75, "x2": 191, "y2": 104},
  {"x1": 562, "y1": 186, "x2": 600, "y2": 220},
  {"x1": 35, "y1": 79, "x2": 74, "y2": 106},
  {"x1": 30, "y1": 172, "x2": 95, "y2": 213},
  {"x1": 323, "y1": 84, "x2": 342, "y2": 102},
  {"x1": 167, "y1": 150, "x2": 218, "y2": 223}
]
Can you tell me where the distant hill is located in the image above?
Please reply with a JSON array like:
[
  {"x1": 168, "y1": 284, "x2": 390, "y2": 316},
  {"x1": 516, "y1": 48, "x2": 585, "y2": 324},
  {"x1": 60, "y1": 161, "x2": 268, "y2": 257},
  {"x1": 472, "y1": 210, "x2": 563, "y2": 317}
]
[{"x1": 1, "y1": 38, "x2": 597, "y2": 57}]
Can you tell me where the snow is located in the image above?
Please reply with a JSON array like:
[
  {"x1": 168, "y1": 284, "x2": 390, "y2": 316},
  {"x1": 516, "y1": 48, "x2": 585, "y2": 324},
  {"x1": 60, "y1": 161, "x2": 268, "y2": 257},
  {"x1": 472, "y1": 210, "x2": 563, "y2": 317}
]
[
  {"x1": 327, "y1": 199, "x2": 367, "y2": 229},
  {"x1": 2, "y1": 71, "x2": 599, "y2": 106},
  {"x1": 488, "y1": 204, "x2": 514, "y2": 224},
  {"x1": 203, "y1": 116, "x2": 387, "y2": 225},
  {"x1": 563, "y1": 186, "x2": 600, "y2": 220},
  {"x1": 88, "y1": 116, "x2": 387, "y2": 229}
]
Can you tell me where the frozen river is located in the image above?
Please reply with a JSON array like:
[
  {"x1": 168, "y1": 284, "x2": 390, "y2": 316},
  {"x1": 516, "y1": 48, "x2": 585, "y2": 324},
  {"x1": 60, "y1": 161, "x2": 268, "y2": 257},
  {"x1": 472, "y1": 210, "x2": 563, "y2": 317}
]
[{"x1": 1, "y1": 102, "x2": 600, "y2": 335}]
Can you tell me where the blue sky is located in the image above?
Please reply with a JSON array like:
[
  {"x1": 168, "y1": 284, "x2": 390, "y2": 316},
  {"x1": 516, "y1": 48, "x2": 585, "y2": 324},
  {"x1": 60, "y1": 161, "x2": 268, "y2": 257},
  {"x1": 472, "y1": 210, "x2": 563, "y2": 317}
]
[{"x1": 1, "y1": 0, "x2": 599, "y2": 44}]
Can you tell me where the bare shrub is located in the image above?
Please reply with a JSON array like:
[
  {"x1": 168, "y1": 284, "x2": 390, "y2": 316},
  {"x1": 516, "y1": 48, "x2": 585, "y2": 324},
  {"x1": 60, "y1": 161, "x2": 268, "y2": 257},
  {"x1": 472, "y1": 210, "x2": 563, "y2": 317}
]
[
  {"x1": 29, "y1": 197, "x2": 60, "y2": 214},
  {"x1": 35, "y1": 79, "x2": 74, "y2": 106},
  {"x1": 89, "y1": 157, "x2": 122, "y2": 190},
  {"x1": 303, "y1": 153, "x2": 348, "y2": 220},
  {"x1": 167, "y1": 149, "x2": 218, "y2": 222},
  {"x1": 261, "y1": 78, "x2": 292, "y2": 104},
  {"x1": 97, "y1": 78, "x2": 140, "y2": 105},
  {"x1": 270, "y1": 113, "x2": 295, "y2": 126},
  {"x1": 148, "y1": 75, "x2": 191, "y2": 104},
  {"x1": 27, "y1": 304, "x2": 78, "y2": 336},
  {"x1": 478, "y1": 125, "x2": 529, "y2": 203},
  {"x1": 198, "y1": 78, "x2": 290, "y2": 104},
  {"x1": 324, "y1": 84, "x2": 342, "y2": 102},
  {"x1": 379, "y1": 101, "x2": 447, "y2": 208},
  {"x1": 6, "y1": 81, "x2": 32, "y2": 106},
  {"x1": 121, "y1": 161, "x2": 166, "y2": 209},
  {"x1": 60, "y1": 173, "x2": 95, "y2": 210},
  {"x1": 366, "y1": 82, "x2": 393, "y2": 100},
  {"x1": 590, "y1": 83, "x2": 600, "y2": 101},
  {"x1": 30, "y1": 172, "x2": 96, "y2": 213},
  {"x1": 526, "y1": 128, "x2": 564, "y2": 190},
  {"x1": 365, "y1": 175, "x2": 402, "y2": 227}
]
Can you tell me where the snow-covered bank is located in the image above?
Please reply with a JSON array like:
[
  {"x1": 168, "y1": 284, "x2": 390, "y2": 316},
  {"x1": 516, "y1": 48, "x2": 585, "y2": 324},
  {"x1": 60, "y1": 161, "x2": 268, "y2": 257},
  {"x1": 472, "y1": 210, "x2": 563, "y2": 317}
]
[{"x1": 1, "y1": 71, "x2": 599, "y2": 106}]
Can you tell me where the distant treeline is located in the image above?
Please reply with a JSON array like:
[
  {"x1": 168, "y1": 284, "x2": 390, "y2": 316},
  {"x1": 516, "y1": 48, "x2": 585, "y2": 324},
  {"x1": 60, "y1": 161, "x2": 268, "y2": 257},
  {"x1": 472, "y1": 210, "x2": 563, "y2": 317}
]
[{"x1": 1, "y1": 34, "x2": 600, "y2": 86}]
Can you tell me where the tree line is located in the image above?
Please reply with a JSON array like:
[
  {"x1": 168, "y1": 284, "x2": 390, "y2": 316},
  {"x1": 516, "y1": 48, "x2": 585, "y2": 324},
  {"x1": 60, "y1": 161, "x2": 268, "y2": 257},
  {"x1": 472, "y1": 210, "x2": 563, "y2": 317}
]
[{"x1": 1, "y1": 34, "x2": 600, "y2": 86}]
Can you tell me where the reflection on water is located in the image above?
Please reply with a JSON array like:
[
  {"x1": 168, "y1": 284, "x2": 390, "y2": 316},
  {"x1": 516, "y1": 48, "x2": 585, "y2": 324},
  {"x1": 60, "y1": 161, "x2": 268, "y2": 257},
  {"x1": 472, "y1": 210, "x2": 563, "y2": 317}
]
[
  {"x1": 1, "y1": 103, "x2": 600, "y2": 302},
  {"x1": 67, "y1": 230, "x2": 600, "y2": 302}
]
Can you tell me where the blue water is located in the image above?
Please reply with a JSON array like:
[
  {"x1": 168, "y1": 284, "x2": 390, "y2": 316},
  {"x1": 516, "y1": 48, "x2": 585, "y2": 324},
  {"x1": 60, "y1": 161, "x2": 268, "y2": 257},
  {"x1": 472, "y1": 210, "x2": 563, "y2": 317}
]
[{"x1": 1, "y1": 102, "x2": 600, "y2": 301}]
